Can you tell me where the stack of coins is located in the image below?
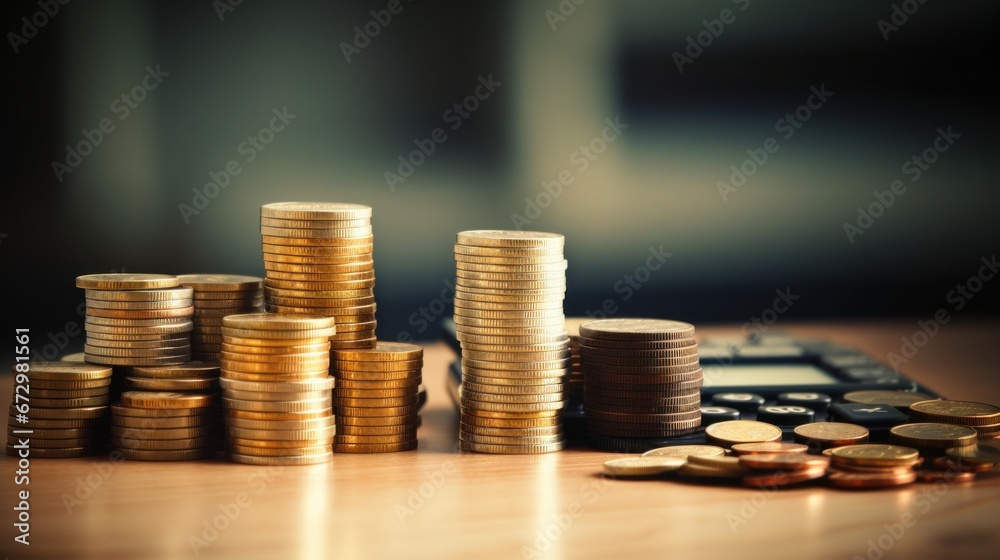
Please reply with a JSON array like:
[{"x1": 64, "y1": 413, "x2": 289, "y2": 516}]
[
  {"x1": 220, "y1": 313, "x2": 335, "y2": 465},
  {"x1": 579, "y1": 319, "x2": 702, "y2": 452},
  {"x1": 78, "y1": 274, "x2": 193, "y2": 367},
  {"x1": 454, "y1": 230, "x2": 569, "y2": 454},
  {"x1": 564, "y1": 318, "x2": 587, "y2": 401},
  {"x1": 260, "y1": 202, "x2": 376, "y2": 350},
  {"x1": 908, "y1": 399, "x2": 1000, "y2": 439},
  {"x1": 111, "y1": 391, "x2": 217, "y2": 461},
  {"x1": 6, "y1": 363, "x2": 112, "y2": 458},
  {"x1": 332, "y1": 342, "x2": 422, "y2": 453},
  {"x1": 178, "y1": 274, "x2": 264, "y2": 363},
  {"x1": 889, "y1": 422, "x2": 978, "y2": 456},
  {"x1": 736, "y1": 448, "x2": 829, "y2": 488},
  {"x1": 125, "y1": 362, "x2": 223, "y2": 448},
  {"x1": 826, "y1": 444, "x2": 920, "y2": 488}
]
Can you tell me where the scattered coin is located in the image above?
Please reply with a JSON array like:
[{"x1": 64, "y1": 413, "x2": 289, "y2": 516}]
[{"x1": 603, "y1": 456, "x2": 686, "y2": 476}]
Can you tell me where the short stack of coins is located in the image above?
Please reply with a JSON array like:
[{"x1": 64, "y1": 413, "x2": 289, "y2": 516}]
[
  {"x1": 7, "y1": 363, "x2": 112, "y2": 458},
  {"x1": 454, "y1": 230, "x2": 569, "y2": 454},
  {"x1": 178, "y1": 274, "x2": 264, "y2": 363},
  {"x1": 332, "y1": 342, "x2": 422, "y2": 453},
  {"x1": 908, "y1": 399, "x2": 1000, "y2": 440},
  {"x1": 124, "y1": 362, "x2": 222, "y2": 449},
  {"x1": 78, "y1": 273, "x2": 193, "y2": 368},
  {"x1": 826, "y1": 444, "x2": 920, "y2": 488},
  {"x1": 260, "y1": 202, "x2": 376, "y2": 351},
  {"x1": 220, "y1": 313, "x2": 335, "y2": 465},
  {"x1": 111, "y1": 391, "x2": 217, "y2": 461},
  {"x1": 579, "y1": 319, "x2": 702, "y2": 452}
]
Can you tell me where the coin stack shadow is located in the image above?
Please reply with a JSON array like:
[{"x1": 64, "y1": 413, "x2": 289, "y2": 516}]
[
  {"x1": 178, "y1": 274, "x2": 264, "y2": 363},
  {"x1": 260, "y1": 202, "x2": 377, "y2": 351},
  {"x1": 6, "y1": 363, "x2": 112, "y2": 458},
  {"x1": 454, "y1": 230, "x2": 569, "y2": 454},
  {"x1": 78, "y1": 274, "x2": 194, "y2": 401},
  {"x1": 579, "y1": 319, "x2": 703, "y2": 452},
  {"x1": 111, "y1": 391, "x2": 218, "y2": 461},
  {"x1": 123, "y1": 362, "x2": 223, "y2": 451},
  {"x1": 220, "y1": 313, "x2": 335, "y2": 465},
  {"x1": 332, "y1": 342, "x2": 422, "y2": 453}
]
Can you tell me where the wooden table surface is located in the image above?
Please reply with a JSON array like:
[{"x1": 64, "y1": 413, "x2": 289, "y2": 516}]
[{"x1": 3, "y1": 322, "x2": 1000, "y2": 560}]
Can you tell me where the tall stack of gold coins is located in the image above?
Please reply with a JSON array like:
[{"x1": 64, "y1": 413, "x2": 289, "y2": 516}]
[
  {"x1": 111, "y1": 391, "x2": 217, "y2": 461},
  {"x1": 332, "y1": 342, "x2": 422, "y2": 453},
  {"x1": 579, "y1": 319, "x2": 703, "y2": 452},
  {"x1": 178, "y1": 274, "x2": 264, "y2": 363},
  {"x1": 220, "y1": 313, "x2": 335, "y2": 465},
  {"x1": 78, "y1": 274, "x2": 194, "y2": 367},
  {"x1": 6, "y1": 363, "x2": 112, "y2": 458},
  {"x1": 260, "y1": 202, "x2": 377, "y2": 350},
  {"x1": 454, "y1": 230, "x2": 569, "y2": 454}
]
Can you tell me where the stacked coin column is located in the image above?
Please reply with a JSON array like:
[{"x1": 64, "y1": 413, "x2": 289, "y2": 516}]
[
  {"x1": 220, "y1": 313, "x2": 335, "y2": 466},
  {"x1": 77, "y1": 273, "x2": 194, "y2": 400},
  {"x1": 178, "y1": 274, "x2": 264, "y2": 363},
  {"x1": 331, "y1": 342, "x2": 422, "y2": 453},
  {"x1": 579, "y1": 319, "x2": 703, "y2": 453},
  {"x1": 454, "y1": 230, "x2": 569, "y2": 454},
  {"x1": 260, "y1": 202, "x2": 377, "y2": 350},
  {"x1": 6, "y1": 363, "x2": 112, "y2": 458},
  {"x1": 111, "y1": 391, "x2": 217, "y2": 461}
]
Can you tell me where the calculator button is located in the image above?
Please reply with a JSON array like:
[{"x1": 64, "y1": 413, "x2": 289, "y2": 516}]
[
  {"x1": 827, "y1": 403, "x2": 908, "y2": 427},
  {"x1": 777, "y1": 392, "x2": 833, "y2": 413},
  {"x1": 756, "y1": 405, "x2": 816, "y2": 427},
  {"x1": 700, "y1": 406, "x2": 740, "y2": 425},
  {"x1": 712, "y1": 393, "x2": 765, "y2": 414}
]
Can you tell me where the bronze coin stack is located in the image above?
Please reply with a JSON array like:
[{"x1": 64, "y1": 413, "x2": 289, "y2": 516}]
[
  {"x1": 260, "y1": 202, "x2": 376, "y2": 350},
  {"x1": 579, "y1": 319, "x2": 703, "y2": 452},
  {"x1": 332, "y1": 342, "x2": 423, "y2": 453},
  {"x1": 178, "y1": 274, "x2": 264, "y2": 363},
  {"x1": 220, "y1": 313, "x2": 335, "y2": 465},
  {"x1": 454, "y1": 230, "x2": 569, "y2": 454},
  {"x1": 6, "y1": 362, "x2": 112, "y2": 458},
  {"x1": 111, "y1": 391, "x2": 218, "y2": 461}
]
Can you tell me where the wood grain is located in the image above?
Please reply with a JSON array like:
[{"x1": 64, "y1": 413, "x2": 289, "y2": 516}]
[{"x1": 2, "y1": 321, "x2": 999, "y2": 560}]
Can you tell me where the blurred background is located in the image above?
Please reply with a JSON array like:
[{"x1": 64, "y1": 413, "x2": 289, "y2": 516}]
[{"x1": 3, "y1": 0, "x2": 999, "y2": 357}]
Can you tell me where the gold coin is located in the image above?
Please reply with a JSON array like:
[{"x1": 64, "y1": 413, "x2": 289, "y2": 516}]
[
  {"x1": 454, "y1": 308, "x2": 566, "y2": 321},
  {"x1": 329, "y1": 339, "x2": 378, "y2": 350},
  {"x1": 28, "y1": 386, "x2": 109, "y2": 399},
  {"x1": 578, "y1": 345, "x2": 699, "y2": 359},
  {"x1": 84, "y1": 345, "x2": 191, "y2": 358},
  {"x1": 336, "y1": 414, "x2": 418, "y2": 427},
  {"x1": 455, "y1": 288, "x2": 565, "y2": 299},
  {"x1": 221, "y1": 351, "x2": 330, "y2": 365},
  {"x1": 85, "y1": 314, "x2": 196, "y2": 327},
  {"x1": 453, "y1": 299, "x2": 564, "y2": 313},
  {"x1": 222, "y1": 312, "x2": 336, "y2": 331},
  {"x1": 461, "y1": 381, "x2": 563, "y2": 396},
  {"x1": 9, "y1": 437, "x2": 104, "y2": 449},
  {"x1": 462, "y1": 358, "x2": 570, "y2": 372},
  {"x1": 6, "y1": 445, "x2": 101, "y2": 458},
  {"x1": 228, "y1": 444, "x2": 331, "y2": 457},
  {"x1": 908, "y1": 400, "x2": 1000, "y2": 426},
  {"x1": 221, "y1": 359, "x2": 329, "y2": 374},
  {"x1": 226, "y1": 416, "x2": 333, "y2": 431},
  {"x1": 86, "y1": 306, "x2": 195, "y2": 319},
  {"x1": 261, "y1": 201, "x2": 372, "y2": 220},
  {"x1": 261, "y1": 235, "x2": 373, "y2": 247},
  {"x1": 112, "y1": 436, "x2": 216, "y2": 450},
  {"x1": 176, "y1": 274, "x2": 264, "y2": 291},
  {"x1": 221, "y1": 370, "x2": 330, "y2": 382},
  {"x1": 260, "y1": 225, "x2": 373, "y2": 238},
  {"x1": 337, "y1": 404, "x2": 418, "y2": 417},
  {"x1": 86, "y1": 336, "x2": 190, "y2": 349},
  {"x1": 333, "y1": 394, "x2": 419, "y2": 408},
  {"x1": 454, "y1": 316, "x2": 566, "y2": 329},
  {"x1": 110, "y1": 404, "x2": 214, "y2": 418},
  {"x1": 452, "y1": 289, "x2": 565, "y2": 304},
  {"x1": 333, "y1": 386, "x2": 417, "y2": 399},
  {"x1": 264, "y1": 260, "x2": 375, "y2": 274},
  {"x1": 579, "y1": 319, "x2": 695, "y2": 341},
  {"x1": 456, "y1": 270, "x2": 567, "y2": 283},
  {"x1": 461, "y1": 374, "x2": 559, "y2": 388},
  {"x1": 642, "y1": 444, "x2": 726, "y2": 459},
  {"x1": 28, "y1": 396, "x2": 110, "y2": 408},
  {"x1": 85, "y1": 297, "x2": 194, "y2": 310},
  {"x1": 118, "y1": 448, "x2": 215, "y2": 461},
  {"x1": 461, "y1": 366, "x2": 565, "y2": 381},
  {"x1": 222, "y1": 327, "x2": 337, "y2": 340},
  {"x1": 222, "y1": 397, "x2": 330, "y2": 413},
  {"x1": 330, "y1": 321, "x2": 377, "y2": 333},
  {"x1": 459, "y1": 422, "x2": 561, "y2": 437},
  {"x1": 228, "y1": 436, "x2": 331, "y2": 448},
  {"x1": 121, "y1": 391, "x2": 216, "y2": 409},
  {"x1": 13, "y1": 427, "x2": 103, "y2": 439},
  {"x1": 459, "y1": 440, "x2": 562, "y2": 454},
  {"x1": 84, "y1": 322, "x2": 193, "y2": 336},
  {"x1": 461, "y1": 349, "x2": 570, "y2": 363},
  {"x1": 453, "y1": 243, "x2": 564, "y2": 257},
  {"x1": 76, "y1": 273, "x2": 179, "y2": 290},
  {"x1": 336, "y1": 425, "x2": 418, "y2": 436},
  {"x1": 262, "y1": 244, "x2": 373, "y2": 257},
  {"x1": 454, "y1": 253, "x2": 567, "y2": 265},
  {"x1": 603, "y1": 456, "x2": 686, "y2": 476},
  {"x1": 192, "y1": 288, "x2": 264, "y2": 299},
  {"x1": 830, "y1": 444, "x2": 920, "y2": 467},
  {"x1": 265, "y1": 278, "x2": 376, "y2": 292},
  {"x1": 456, "y1": 325, "x2": 567, "y2": 338},
  {"x1": 266, "y1": 297, "x2": 375, "y2": 311},
  {"x1": 730, "y1": 442, "x2": 809, "y2": 455},
  {"x1": 704, "y1": 420, "x2": 783, "y2": 448},
  {"x1": 221, "y1": 342, "x2": 330, "y2": 355},
  {"x1": 333, "y1": 441, "x2": 417, "y2": 453},
  {"x1": 793, "y1": 422, "x2": 870, "y2": 446},
  {"x1": 110, "y1": 425, "x2": 216, "y2": 440},
  {"x1": 459, "y1": 432, "x2": 562, "y2": 446},
  {"x1": 459, "y1": 397, "x2": 563, "y2": 413},
  {"x1": 456, "y1": 230, "x2": 564, "y2": 249},
  {"x1": 461, "y1": 389, "x2": 564, "y2": 404},
  {"x1": 191, "y1": 298, "x2": 263, "y2": 309},
  {"x1": 888, "y1": 423, "x2": 978, "y2": 449},
  {"x1": 228, "y1": 452, "x2": 332, "y2": 465},
  {"x1": 25, "y1": 362, "x2": 113, "y2": 380},
  {"x1": 455, "y1": 260, "x2": 568, "y2": 272},
  {"x1": 225, "y1": 409, "x2": 331, "y2": 421},
  {"x1": 112, "y1": 415, "x2": 214, "y2": 429},
  {"x1": 456, "y1": 278, "x2": 566, "y2": 291},
  {"x1": 223, "y1": 389, "x2": 330, "y2": 402},
  {"x1": 226, "y1": 426, "x2": 334, "y2": 441},
  {"x1": 8, "y1": 415, "x2": 105, "y2": 429},
  {"x1": 335, "y1": 433, "x2": 416, "y2": 445},
  {"x1": 265, "y1": 270, "x2": 375, "y2": 283},
  {"x1": 573, "y1": 337, "x2": 696, "y2": 350},
  {"x1": 459, "y1": 340, "x2": 570, "y2": 353},
  {"x1": 85, "y1": 354, "x2": 190, "y2": 367},
  {"x1": 131, "y1": 362, "x2": 220, "y2": 379},
  {"x1": 335, "y1": 377, "x2": 421, "y2": 390},
  {"x1": 260, "y1": 217, "x2": 370, "y2": 229},
  {"x1": 85, "y1": 287, "x2": 192, "y2": 301},
  {"x1": 127, "y1": 376, "x2": 218, "y2": 391},
  {"x1": 332, "y1": 342, "x2": 422, "y2": 362},
  {"x1": 222, "y1": 335, "x2": 331, "y2": 348},
  {"x1": 842, "y1": 390, "x2": 937, "y2": 409}
]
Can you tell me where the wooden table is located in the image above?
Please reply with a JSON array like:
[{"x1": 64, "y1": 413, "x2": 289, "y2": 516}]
[{"x1": 3, "y1": 322, "x2": 1000, "y2": 560}]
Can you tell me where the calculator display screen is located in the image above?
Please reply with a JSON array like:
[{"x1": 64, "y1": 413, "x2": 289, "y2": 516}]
[{"x1": 701, "y1": 364, "x2": 838, "y2": 387}]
